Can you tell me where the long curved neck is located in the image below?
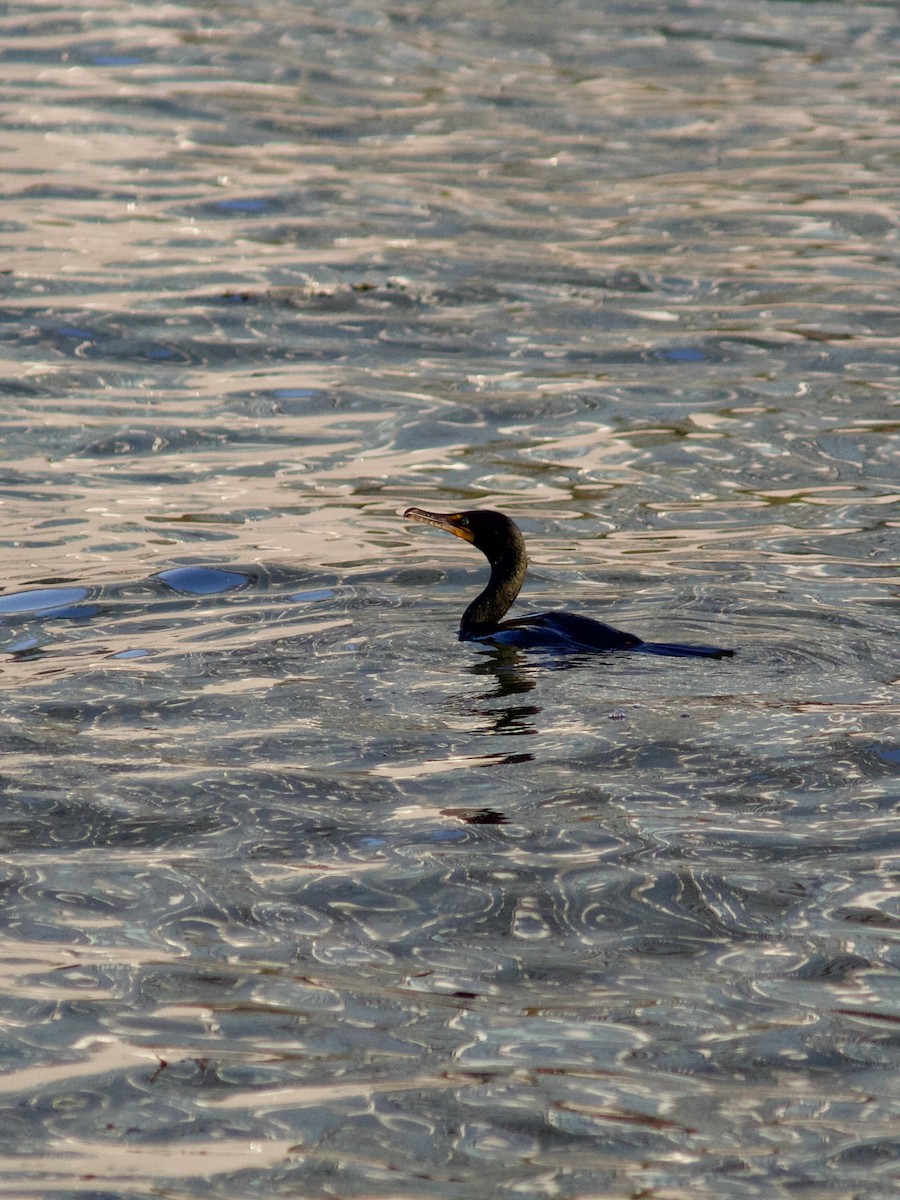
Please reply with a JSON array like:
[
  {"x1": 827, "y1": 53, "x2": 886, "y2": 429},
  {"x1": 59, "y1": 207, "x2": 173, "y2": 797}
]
[{"x1": 460, "y1": 533, "x2": 528, "y2": 638}]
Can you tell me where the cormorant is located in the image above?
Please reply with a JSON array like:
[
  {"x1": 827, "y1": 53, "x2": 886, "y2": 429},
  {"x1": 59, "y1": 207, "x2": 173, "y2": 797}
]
[{"x1": 404, "y1": 507, "x2": 734, "y2": 659}]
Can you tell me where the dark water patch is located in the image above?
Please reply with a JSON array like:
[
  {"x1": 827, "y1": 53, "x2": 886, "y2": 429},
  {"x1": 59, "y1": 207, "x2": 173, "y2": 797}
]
[{"x1": 0, "y1": 798, "x2": 227, "y2": 854}]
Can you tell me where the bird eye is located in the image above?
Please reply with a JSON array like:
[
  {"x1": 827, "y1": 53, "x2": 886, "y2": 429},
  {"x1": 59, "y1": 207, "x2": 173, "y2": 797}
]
[{"x1": 457, "y1": 515, "x2": 469, "y2": 527}]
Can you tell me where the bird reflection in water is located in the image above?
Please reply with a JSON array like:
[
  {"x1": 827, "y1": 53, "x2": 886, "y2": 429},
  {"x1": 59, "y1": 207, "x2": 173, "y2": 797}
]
[
  {"x1": 429, "y1": 652, "x2": 539, "y2": 772},
  {"x1": 465, "y1": 650, "x2": 541, "y2": 736}
]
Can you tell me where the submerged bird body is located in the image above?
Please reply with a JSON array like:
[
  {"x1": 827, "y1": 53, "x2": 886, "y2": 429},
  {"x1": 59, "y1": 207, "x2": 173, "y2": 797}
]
[{"x1": 403, "y1": 507, "x2": 733, "y2": 659}]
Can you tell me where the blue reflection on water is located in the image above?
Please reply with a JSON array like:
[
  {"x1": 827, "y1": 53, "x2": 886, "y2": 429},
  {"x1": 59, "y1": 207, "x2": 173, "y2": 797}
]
[
  {"x1": 661, "y1": 346, "x2": 706, "y2": 362},
  {"x1": 92, "y1": 54, "x2": 144, "y2": 66},
  {"x1": 0, "y1": 587, "x2": 98, "y2": 620},
  {"x1": 49, "y1": 326, "x2": 94, "y2": 340},
  {"x1": 291, "y1": 588, "x2": 334, "y2": 603},
  {"x1": 431, "y1": 828, "x2": 467, "y2": 842},
  {"x1": 216, "y1": 198, "x2": 270, "y2": 213},
  {"x1": 0, "y1": 587, "x2": 89, "y2": 614},
  {"x1": 7, "y1": 637, "x2": 39, "y2": 653},
  {"x1": 155, "y1": 566, "x2": 253, "y2": 595}
]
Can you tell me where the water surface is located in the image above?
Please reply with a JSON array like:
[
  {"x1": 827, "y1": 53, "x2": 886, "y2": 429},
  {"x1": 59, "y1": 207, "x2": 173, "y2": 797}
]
[{"x1": 0, "y1": 0, "x2": 898, "y2": 1196}]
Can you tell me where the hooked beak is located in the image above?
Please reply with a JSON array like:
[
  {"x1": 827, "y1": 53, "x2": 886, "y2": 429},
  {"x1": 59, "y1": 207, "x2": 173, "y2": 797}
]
[{"x1": 403, "y1": 507, "x2": 475, "y2": 544}]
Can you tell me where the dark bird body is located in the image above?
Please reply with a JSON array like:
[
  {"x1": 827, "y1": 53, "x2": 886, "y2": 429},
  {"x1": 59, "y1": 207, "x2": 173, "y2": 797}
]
[{"x1": 404, "y1": 507, "x2": 734, "y2": 660}]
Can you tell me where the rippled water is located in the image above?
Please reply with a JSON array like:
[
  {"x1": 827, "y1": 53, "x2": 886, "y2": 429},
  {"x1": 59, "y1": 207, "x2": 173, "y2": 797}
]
[{"x1": 1, "y1": 0, "x2": 898, "y2": 1196}]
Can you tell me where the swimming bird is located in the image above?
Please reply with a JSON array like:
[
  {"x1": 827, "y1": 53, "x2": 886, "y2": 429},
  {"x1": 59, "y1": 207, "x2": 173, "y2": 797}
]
[{"x1": 404, "y1": 507, "x2": 734, "y2": 659}]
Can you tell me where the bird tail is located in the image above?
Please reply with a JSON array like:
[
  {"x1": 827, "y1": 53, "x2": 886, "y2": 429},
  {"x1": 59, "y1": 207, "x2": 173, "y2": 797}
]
[{"x1": 637, "y1": 641, "x2": 734, "y2": 659}]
